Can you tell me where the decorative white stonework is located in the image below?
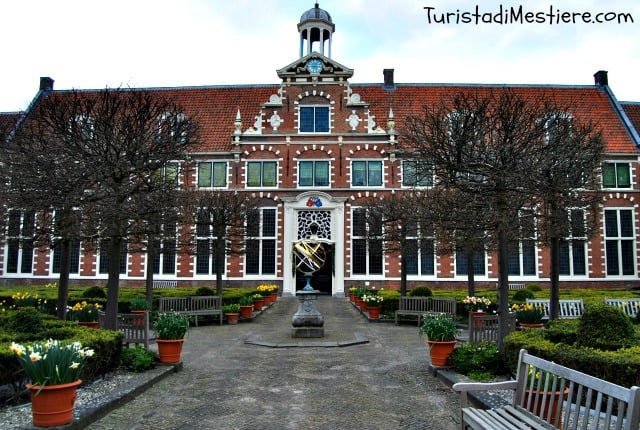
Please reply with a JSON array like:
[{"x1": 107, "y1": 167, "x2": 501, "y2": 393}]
[
  {"x1": 347, "y1": 110, "x2": 361, "y2": 131},
  {"x1": 366, "y1": 110, "x2": 384, "y2": 133},
  {"x1": 297, "y1": 210, "x2": 332, "y2": 240},
  {"x1": 269, "y1": 111, "x2": 284, "y2": 131},
  {"x1": 234, "y1": 109, "x2": 242, "y2": 135}
]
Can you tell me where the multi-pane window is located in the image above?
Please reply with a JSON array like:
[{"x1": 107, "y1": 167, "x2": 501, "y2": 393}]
[
  {"x1": 198, "y1": 162, "x2": 227, "y2": 188},
  {"x1": 508, "y1": 210, "x2": 537, "y2": 276},
  {"x1": 605, "y1": 209, "x2": 635, "y2": 276},
  {"x1": 246, "y1": 161, "x2": 277, "y2": 187},
  {"x1": 455, "y1": 249, "x2": 486, "y2": 276},
  {"x1": 245, "y1": 208, "x2": 277, "y2": 275},
  {"x1": 195, "y1": 209, "x2": 221, "y2": 276},
  {"x1": 559, "y1": 209, "x2": 587, "y2": 276},
  {"x1": 351, "y1": 208, "x2": 383, "y2": 275},
  {"x1": 351, "y1": 160, "x2": 382, "y2": 187},
  {"x1": 299, "y1": 106, "x2": 330, "y2": 132},
  {"x1": 404, "y1": 221, "x2": 435, "y2": 276},
  {"x1": 402, "y1": 160, "x2": 433, "y2": 187},
  {"x1": 5, "y1": 210, "x2": 35, "y2": 274},
  {"x1": 153, "y1": 161, "x2": 179, "y2": 189},
  {"x1": 153, "y1": 223, "x2": 177, "y2": 275},
  {"x1": 158, "y1": 112, "x2": 187, "y2": 144},
  {"x1": 52, "y1": 240, "x2": 81, "y2": 274},
  {"x1": 71, "y1": 114, "x2": 94, "y2": 141},
  {"x1": 602, "y1": 162, "x2": 631, "y2": 188},
  {"x1": 298, "y1": 160, "x2": 330, "y2": 187},
  {"x1": 98, "y1": 240, "x2": 127, "y2": 275}
]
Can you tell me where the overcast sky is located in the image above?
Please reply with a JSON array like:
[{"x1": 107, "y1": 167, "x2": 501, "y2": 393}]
[{"x1": 1, "y1": 0, "x2": 639, "y2": 112}]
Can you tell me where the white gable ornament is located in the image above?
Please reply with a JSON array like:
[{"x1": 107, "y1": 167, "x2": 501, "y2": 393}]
[
  {"x1": 269, "y1": 111, "x2": 284, "y2": 131},
  {"x1": 346, "y1": 110, "x2": 361, "y2": 131}
]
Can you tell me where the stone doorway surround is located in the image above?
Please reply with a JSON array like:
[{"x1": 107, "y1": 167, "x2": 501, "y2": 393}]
[{"x1": 281, "y1": 191, "x2": 346, "y2": 296}]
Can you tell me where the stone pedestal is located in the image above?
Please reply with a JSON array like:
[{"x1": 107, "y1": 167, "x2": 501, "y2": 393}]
[{"x1": 291, "y1": 290, "x2": 324, "y2": 338}]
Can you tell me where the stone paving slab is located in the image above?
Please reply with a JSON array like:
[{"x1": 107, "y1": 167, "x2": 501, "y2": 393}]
[{"x1": 86, "y1": 296, "x2": 463, "y2": 429}]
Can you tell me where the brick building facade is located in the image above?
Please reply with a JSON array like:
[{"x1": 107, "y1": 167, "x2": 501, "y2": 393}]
[{"x1": 1, "y1": 4, "x2": 639, "y2": 295}]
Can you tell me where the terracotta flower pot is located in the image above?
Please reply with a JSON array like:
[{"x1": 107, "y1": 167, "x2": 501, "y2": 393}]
[
  {"x1": 240, "y1": 305, "x2": 254, "y2": 318},
  {"x1": 367, "y1": 306, "x2": 381, "y2": 319},
  {"x1": 27, "y1": 379, "x2": 82, "y2": 427},
  {"x1": 263, "y1": 295, "x2": 272, "y2": 306},
  {"x1": 270, "y1": 292, "x2": 278, "y2": 302},
  {"x1": 226, "y1": 313, "x2": 239, "y2": 325},
  {"x1": 78, "y1": 321, "x2": 99, "y2": 329},
  {"x1": 426, "y1": 340, "x2": 457, "y2": 366},
  {"x1": 520, "y1": 323, "x2": 544, "y2": 329},
  {"x1": 524, "y1": 388, "x2": 569, "y2": 428},
  {"x1": 253, "y1": 299, "x2": 264, "y2": 311},
  {"x1": 156, "y1": 339, "x2": 184, "y2": 364}
]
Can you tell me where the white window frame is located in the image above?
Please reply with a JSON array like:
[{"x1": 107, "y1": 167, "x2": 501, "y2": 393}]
[
  {"x1": 602, "y1": 162, "x2": 632, "y2": 189},
  {"x1": 351, "y1": 159, "x2": 383, "y2": 188},
  {"x1": 297, "y1": 160, "x2": 331, "y2": 188},
  {"x1": 298, "y1": 105, "x2": 331, "y2": 133},
  {"x1": 604, "y1": 208, "x2": 636, "y2": 277},
  {"x1": 244, "y1": 208, "x2": 278, "y2": 277},
  {"x1": 350, "y1": 207, "x2": 384, "y2": 278},
  {"x1": 559, "y1": 208, "x2": 588, "y2": 278},
  {"x1": 197, "y1": 161, "x2": 228, "y2": 189},
  {"x1": 246, "y1": 161, "x2": 278, "y2": 188}
]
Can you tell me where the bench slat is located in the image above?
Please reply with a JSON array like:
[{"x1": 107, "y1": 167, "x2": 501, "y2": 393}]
[
  {"x1": 454, "y1": 349, "x2": 640, "y2": 430},
  {"x1": 395, "y1": 297, "x2": 456, "y2": 326},
  {"x1": 158, "y1": 296, "x2": 223, "y2": 326}
]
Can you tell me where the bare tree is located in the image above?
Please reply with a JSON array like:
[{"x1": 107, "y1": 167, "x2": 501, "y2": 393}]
[
  {"x1": 532, "y1": 112, "x2": 604, "y2": 319},
  {"x1": 182, "y1": 190, "x2": 258, "y2": 296},
  {"x1": 4, "y1": 88, "x2": 199, "y2": 328},
  {"x1": 401, "y1": 88, "x2": 600, "y2": 347},
  {"x1": 2, "y1": 100, "x2": 95, "y2": 319}
]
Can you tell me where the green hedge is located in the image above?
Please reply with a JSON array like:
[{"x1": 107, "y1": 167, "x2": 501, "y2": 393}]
[
  {"x1": 503, "y1": 326, "x2": 640, "y2": 388},
  {"x1": 0, "y1": 312, "x2": 123, "y2": 388}
]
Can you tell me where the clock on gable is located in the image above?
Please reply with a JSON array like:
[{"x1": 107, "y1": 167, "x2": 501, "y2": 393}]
[{"x1": 306, "y1": 58, "x2": 324, "y2": 74}]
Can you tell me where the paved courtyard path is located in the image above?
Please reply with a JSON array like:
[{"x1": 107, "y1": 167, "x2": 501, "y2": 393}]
[{"x1": 90, "y1": 296, "x2": 461, "y2": 429}]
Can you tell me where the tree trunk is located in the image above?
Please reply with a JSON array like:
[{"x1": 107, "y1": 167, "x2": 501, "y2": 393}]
[
  {"x1": 55, "y1": 238, "x2": 71, "y2": 320},
  {"x1": 466, "y1": 248, "x2": 476, "y2": 297},
  {"x1": 104, "y1": 236, "x2": 123, "y2": 330},
  {"x1": 496, "y1": 224, "x2": 510, "y2": 351},
  {"x1": 549, "y1": 236, "x2": 560, "y2": 320},
  {"x1": 399, "y1": 235, "x2": 408, "y2": 296},
  {"x1": 214, "y1": 237, "x2": 225, "y2": 296},
  {"x1": 145, "y1": 240, "x2": 157, "y2": 309}
]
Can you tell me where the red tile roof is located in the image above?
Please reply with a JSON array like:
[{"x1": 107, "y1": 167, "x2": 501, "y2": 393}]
[
  {"x1": 22, "y1": 82, "x2": 640, "y2": 154},
  {"x1": 0, "y1": 112, "x2": 21, "y2": 137},
  {"x1": 621, "y1": 102, "x2": 640, "y2": 140}
]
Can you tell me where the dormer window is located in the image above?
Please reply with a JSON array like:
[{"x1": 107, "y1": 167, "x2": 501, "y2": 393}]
[{"x1": 299, "y1": 106, "x2": 330, "y2": 133}]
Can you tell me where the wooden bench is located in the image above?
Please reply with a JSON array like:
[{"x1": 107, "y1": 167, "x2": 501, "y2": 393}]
[
  {"x1": 97, "y1": 310, "x2": 155, "y2": 349},
  {"x1": 467, "y1": 312, "x2": 516, "y2": 344},
  {"x1": 395, "y1": 296, "x2": 456, "y2": 326},
  {"x1": 158, "y1": 296, "x2": 223, "y2": 326},
  {"x1": 496, "y1": 283, "x2": 527, "y2": 290},
  {"x1": 452, "y1": 348, "x2": 640, "y2": 430},
  {"x1": 604, "y1": 298, "x2": 640, "y2": 318},
  {"x1": 526, "y1": 299, "x2": 584, "y2": 320},
  {"x1": 153, "y1": 280, "x2": 178, "y2": 288}
]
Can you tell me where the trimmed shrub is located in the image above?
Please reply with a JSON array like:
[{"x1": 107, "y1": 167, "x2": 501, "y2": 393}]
[
  {"x1": 120, "y1": 344, "x2": 156, "y2": 372},
  {"x1": 577, "y1": 304, "x2": 635, "y2": 351},
  {"x1": 7, "y1": 308, "x2": 45, "y2": 335},
  {"x1": 82, "y1": 286, "x2": 107, "y2": 299},
  {"x1": 512, "y1": 288, "x2": 535, "y2": 302},
  {"x1": 409, "y1": 286, "x2": 433, "y2": 297},
  {"x1": 451, "y1": 341, "x2": 505, "y2": 378},
  {"x1": 526, "y1": 284, "x2": 543, "y2": 292},
  {"x1": 195, "y1": 286, "x2": 215, "y2": 296}
]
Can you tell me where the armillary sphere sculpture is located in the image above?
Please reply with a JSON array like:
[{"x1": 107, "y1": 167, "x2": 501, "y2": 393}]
[{"x1": 292, "y1": 239, "x2": 327, "y2": 290}]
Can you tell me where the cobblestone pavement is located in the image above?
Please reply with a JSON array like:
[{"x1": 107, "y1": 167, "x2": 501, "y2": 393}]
[{"x1": 90, "y1": 296, "x2": 461, "y2": 430}]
